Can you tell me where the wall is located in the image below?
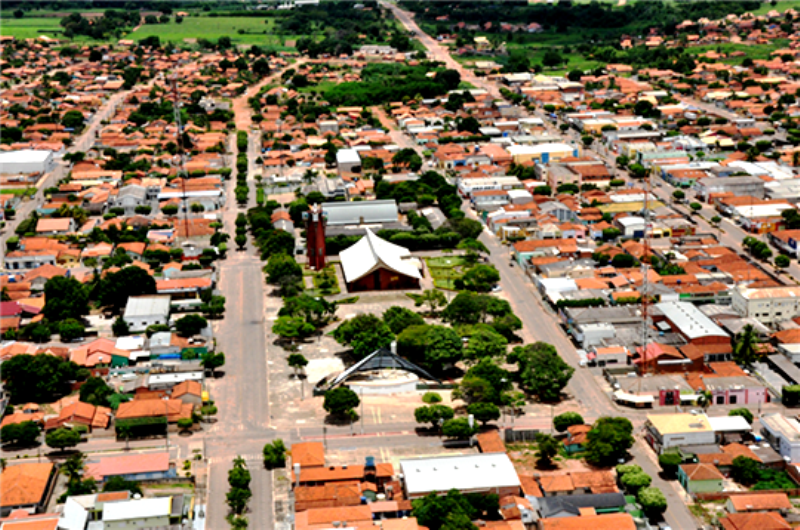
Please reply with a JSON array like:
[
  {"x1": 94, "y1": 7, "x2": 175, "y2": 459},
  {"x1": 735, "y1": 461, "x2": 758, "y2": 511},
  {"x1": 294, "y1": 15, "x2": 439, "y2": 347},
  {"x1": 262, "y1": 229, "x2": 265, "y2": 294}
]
[{"x1": 347, "y1": 267, "x2": 420, "y2": 292}]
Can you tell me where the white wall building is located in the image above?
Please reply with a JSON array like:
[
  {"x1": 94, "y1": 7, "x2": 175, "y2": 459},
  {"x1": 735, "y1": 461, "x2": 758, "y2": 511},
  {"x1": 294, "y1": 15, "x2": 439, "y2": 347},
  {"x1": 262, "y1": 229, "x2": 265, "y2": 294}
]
[
  {"x1": 760, "y1": 414, "x2": 800, "y2": 462},
  {"x1": 0, "y1": 149, "x2": 55, "y2": 175},
  {"x1": 645, "y1": 413, "x2": 715, "y2": 453},
  {"x1": 400, "y1": 453, "x2": 520, "y2": 499},
  {"x1": 731, "y1": 285, "x2": 800, "y2": 324},
  {"x1": 123, "y1": 296, "x2": 171, "y2": 331}
]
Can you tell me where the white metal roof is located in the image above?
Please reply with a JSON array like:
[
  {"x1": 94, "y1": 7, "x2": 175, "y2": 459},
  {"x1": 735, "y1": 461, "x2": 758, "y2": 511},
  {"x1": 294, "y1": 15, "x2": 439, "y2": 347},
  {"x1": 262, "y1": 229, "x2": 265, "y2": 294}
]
[
  {"x1": 708, "y1": 415, "x2": 752, "y2": 433},
  {"x1": 336, "y1": 148, "x2": 361, "y2": 165},
  {"x1": 0, "y1": 149, "x2": 53, "y2": 164},
  {"x1": 102, "y1": 497, "x2": 171, "y2": 522},
  {"x1": 322, "y1": 200, "x2": 398, "y2": 226},
  {"x1": 123, "y1": 296, "x2": 171, "y2": 318},
  {"x1": 339, "y1": 228, "x2": 421, "y2": 283},
  {"x1": 655, "y1": 301, "x2": 728, "y2": 340},
  {"x1": 400, "y1": 453, "x2": 520, "y2": 495},
  {"x1": 506, "y1": 143, "x2": 575, "y2": 155}
]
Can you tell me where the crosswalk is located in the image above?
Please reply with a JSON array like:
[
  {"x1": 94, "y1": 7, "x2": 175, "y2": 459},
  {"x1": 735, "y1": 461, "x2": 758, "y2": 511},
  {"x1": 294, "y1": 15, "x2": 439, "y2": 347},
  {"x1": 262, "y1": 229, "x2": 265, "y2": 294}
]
[{"x1": 208, "y1": 453, "x2": 263, "y2": 465}]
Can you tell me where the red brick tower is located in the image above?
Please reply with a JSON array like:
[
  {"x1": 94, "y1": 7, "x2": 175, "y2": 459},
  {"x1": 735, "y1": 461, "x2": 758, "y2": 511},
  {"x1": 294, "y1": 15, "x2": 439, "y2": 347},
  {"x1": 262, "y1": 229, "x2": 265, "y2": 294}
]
[{"x1": 304, "y1": 204, "x2": 327, "y2": 270}]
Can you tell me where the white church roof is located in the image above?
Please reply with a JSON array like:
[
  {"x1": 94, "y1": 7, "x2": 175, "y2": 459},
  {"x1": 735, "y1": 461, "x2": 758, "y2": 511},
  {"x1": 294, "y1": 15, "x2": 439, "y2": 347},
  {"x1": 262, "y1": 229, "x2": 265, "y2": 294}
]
[{"x1": 339, "y1": 228, "x2": 422, "y2": 283}]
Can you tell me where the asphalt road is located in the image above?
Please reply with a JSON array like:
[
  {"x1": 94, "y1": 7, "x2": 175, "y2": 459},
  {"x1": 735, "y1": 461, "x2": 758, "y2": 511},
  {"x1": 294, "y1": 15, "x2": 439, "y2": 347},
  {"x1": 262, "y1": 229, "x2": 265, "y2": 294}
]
[{"x1": 203, "y1": 131, "x2": 274, "y2": 530}]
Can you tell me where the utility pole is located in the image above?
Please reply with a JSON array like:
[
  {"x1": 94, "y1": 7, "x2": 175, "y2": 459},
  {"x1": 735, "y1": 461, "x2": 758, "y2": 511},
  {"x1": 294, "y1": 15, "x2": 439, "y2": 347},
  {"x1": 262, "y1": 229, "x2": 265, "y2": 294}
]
[
  {"x1": 638, "y1": 167, "x2": 652, "y2": 394},
  {"x1": 169, "y1": 74, "x2": 190, "y2": 244},
  {"x1": 360, "y1": 388, "x2": 364, "y2": 435}
]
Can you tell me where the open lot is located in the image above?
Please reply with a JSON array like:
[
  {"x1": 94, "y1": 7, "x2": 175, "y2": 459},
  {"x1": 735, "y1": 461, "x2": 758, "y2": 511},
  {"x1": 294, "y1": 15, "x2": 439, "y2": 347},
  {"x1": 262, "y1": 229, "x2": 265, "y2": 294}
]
[
  {"x1": 129, "y1": 17, "x2": 296, "y2": 48},
  {"x1": 1, "y1": 17, "x2": 68, "y2": 40}
]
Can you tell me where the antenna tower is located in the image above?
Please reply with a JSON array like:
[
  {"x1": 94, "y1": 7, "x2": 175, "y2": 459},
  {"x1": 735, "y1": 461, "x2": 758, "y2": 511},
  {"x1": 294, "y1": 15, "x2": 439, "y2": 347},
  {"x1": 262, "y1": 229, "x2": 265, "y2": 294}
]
[
  {"x1": 169, "y1": 75, "x2": 190, "y2": 243},
  {"x1": 639, "y1": 168, "x2": 652, "y2": 393}
]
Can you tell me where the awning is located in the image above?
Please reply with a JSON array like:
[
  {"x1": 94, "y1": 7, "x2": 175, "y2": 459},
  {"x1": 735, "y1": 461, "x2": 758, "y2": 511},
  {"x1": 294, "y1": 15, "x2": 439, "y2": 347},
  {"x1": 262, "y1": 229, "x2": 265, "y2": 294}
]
[
  {"x1": 613, "y1": 390, "x2": 655, "y2": 404},
  {"x1": 679, "y1": 394, "x2": 700, "y2": 402}
]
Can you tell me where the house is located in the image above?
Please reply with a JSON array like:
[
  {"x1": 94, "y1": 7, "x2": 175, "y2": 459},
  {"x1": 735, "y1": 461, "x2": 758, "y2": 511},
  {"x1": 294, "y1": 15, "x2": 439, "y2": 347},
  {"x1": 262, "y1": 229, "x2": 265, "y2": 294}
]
[
  {"x1": 563, "y1": 425, "x2": 590, "y2": 454},
  {"x1": 718, "y1": 512, "x2": 791, "y2": 530},
  {"x1": 295, "y1": 505, "x2": 373, "y2": 530},
  {"x1": 726, "y1": 492, "x2": 792, "y2": 513},
  {"x1": 44, "y1": 401, "x2": 111, "y2": 432},
  {"x1": 35, "y1": 218, "x2": 75, "y2": 236},
  {"x1": 69, "y1": 338, "x2": 130, "y2": 368},
  {"x1": 678, "y1": 463, "x2": 724, "y2": 493},
  {"x1": 338, "y1": 228, "x2": 421, "y2": 291},
  {"x1": 107, "y1": 185, "x2": 150, "y2": 216},
  {"x1": 101, "y1": 496, "x2": 178, "y2": 528},
  {"x1": 58, "y1": 491, "x2": 131, "y2": 530},
  {"x1": 759, "y1": 414, "x2": 800, "y2": 462},
  {"x1": 539, "y1": 513, "x2": 636, "y2": 530},
  {"x1": 171, "y1": 380, "x2": 202, "y2": 407},
  {"x1": 290, "y1": 442, "x2": 326, "y2": 468},
  {"x1": 292, "y1": 461, "x2": 394, "y2": 488},
  {"x1": 0, "y1": 463, "x2": 56, "y2": 516},
  {"x1": 399, "y1": 453, "x2": 520, "y2": 499},
  {"x1": 536, "y1": 492, "x2": 627, "y2": 519},
  {"x1": 645, "y1": 413, "x2": 715, "y2": 453},
  {"x1": 115, "y1": 398, "x2": 192, "y2": 424},
  {"x1": 122, "y1": 295, "x2": 171, "y2": 331},
  {"x1": 84, "y1": 452, "x2": 176, "y2": 483}
]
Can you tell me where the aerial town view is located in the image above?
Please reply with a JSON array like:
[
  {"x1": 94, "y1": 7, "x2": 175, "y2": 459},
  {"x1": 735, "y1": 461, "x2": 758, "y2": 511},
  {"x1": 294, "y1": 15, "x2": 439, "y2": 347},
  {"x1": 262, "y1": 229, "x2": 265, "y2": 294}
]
[{"x1": 13, "y1": 1, "x2": 800, "y2": 529}]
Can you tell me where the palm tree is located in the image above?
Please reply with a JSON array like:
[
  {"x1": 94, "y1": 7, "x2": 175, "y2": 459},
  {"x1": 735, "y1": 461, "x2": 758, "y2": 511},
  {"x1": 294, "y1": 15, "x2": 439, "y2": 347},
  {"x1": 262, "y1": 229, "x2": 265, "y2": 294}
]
[
  {"x1": 732, "y1": 324, "x2": 759, "y2": 367},
  {"x1": 696, "y1": 390, "x2": 713, "y2": 411},
  {"x1": 118, "y1": 425, "x2": 132, "y2": 451}
]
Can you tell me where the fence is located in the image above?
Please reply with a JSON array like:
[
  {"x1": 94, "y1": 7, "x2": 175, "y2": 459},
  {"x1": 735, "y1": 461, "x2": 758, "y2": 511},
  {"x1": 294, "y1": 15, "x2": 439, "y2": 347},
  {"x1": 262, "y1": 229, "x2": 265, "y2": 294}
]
[
  {"x1": 504, "y1": 428, "x2": 541, "y2": 444},
  {"x1": 694, "y1": 488, "x2": 800, "y2": 502}
]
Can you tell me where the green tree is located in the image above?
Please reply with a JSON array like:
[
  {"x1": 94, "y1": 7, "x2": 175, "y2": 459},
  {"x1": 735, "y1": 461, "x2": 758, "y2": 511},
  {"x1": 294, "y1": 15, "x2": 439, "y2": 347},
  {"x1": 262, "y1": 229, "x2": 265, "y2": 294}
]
[
  {"x1": 732, "y1": 324, "x2": 759, "y2": 366},
  {"x1": 44, "y1": 276, "x2": 88, "y2": 322},
  {"x1": 226, "y1": 487, "x2": 252, "y2": 515},
  {"x1": 79, "y1": 376, "x2": 113, "y2": 407},
  {"x1": 177, "y1": 418, "x2": 194, "y2": 434},
  {"x1": 103, "y1": 476, "x2": 142, "y2": 496},
  {"x1": 61, "y1": 109, "x2": 85, "y2": 129},
  {"x1": 263, "y1": 439, "x2": 287, "y2": 469},
  {"x1": 96, "y1": 266, "x2": 157, "y2": 313},
  {"x1": 1, "y1": 354, "x2": 82, "y2": 404},
  {"x1": 464, "y1": 327, "x2": 508, "y2": 363},
  {"x1": 278, "y1": 294, "x2": 336, "y2": 329},
  {"x1": 323, "y1": 387, "x2": 360, "y2": 419},
  {"x1": 112, "y1": 317, "x2": 130, "y2": 337},
  {"x1": 621, "y1": 471, "x2": 652, "y2": 495},
  {"x1": 408, "y1": 289, "x2": 447, "y2": 315},
  {"x1": 59, "y1": 319, "x2": 85, "y2": 342},
  {"x1": 553, "y1": 412, "x2": 584, "y2": 433},
  {"x1": 584, "y1": 417, "x2": 634, "y2": 467},
  {"x1": 442, "y1": 418, "x2": 478, "y2": 440},
  {"x1": 458, "y1": 264, "x2": 500, "y2": 293},
  {"x1": 175, "y1": 314, "x2": 208, "y2": 337},
  {"x1": 729, "y1": 408, "x2": 754, "y2": 424},
  {"x1": 542, "y1": 50, "x2": 564, "y2": 68},
  {"x1": 228, "y1": 462, "x2": 251, "y2": 490},
  {"x1": 611, "y1": 253, "x2": 637, "y2": 268},
  {"x1": 422, "y1": 392, "x2": 442, "y2": 404},
  {"x1": 412, "y1": 490, "x2": 478, "y2": 530},
  {"x1": 201, "y1": 351, "x2": 225, "y2": 377},
  {"x1": 287, "y1": 353, "x2": 309, "y2": 377},
  {"x1": 535, "y1": 433, "x2": 560, "y2": 467},
  {"x1": 689, "y1": 202, "x2": 702, "y2": 213},
  {"x1": 638, "y1": 487, "x2": 667, "y2": 518},
  {"x1": 732, "y1": 456, "x2": 760, "y2": 485},
  {"x1": 383, "y1": 306, "x2": 425, "y2": 335},
  {"x1": 454, "y1": 358, "x2": 512, "y2": 405},
  {"x1": 272, "y1": 316, "x2": 315, "y2": 344},
  {"x1": 467, "y1": 402, "x2": 500, "y2": 425},
  {"x1": 333, "y1": 313, "x2": 395, "y2": 360},
  {"x1": 265, "y1": 253, "x2": 302, "y2": 285},
  {"x1": 414, "y1": 404, "x2": 455, "y2": 430},
  {"x1": 509, "y1": 342, "x2": 574, "y2": 402},
  {"x1": 672, "y1": 190, "x2": 685, "y2": 201},
  {"x1": 397, "y1": 324, "x2": 462, "y2": 371},
  {"x1": 776, "y1": 255, "x2": 791, "y2": 269},
  {"x1": 658, "y1": 452, "x2": 682, "y2": 479},
  {"x1": 1, "y1": 421, "x2": 40, "y2": 446},
  {"x1": 46, "y1": 427, "x2": 82, "y2": 451}
]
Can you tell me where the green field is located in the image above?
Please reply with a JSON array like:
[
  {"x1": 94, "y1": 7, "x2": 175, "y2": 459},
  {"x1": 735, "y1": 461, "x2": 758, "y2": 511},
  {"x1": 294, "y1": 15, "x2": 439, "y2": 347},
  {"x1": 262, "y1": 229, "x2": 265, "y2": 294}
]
[
  {"x1": 129, "y1": 17, "x2": 297, "y2": 48},
  {"x1": 1, "y1": 17, "x2": 69, "y2": 40},
  {"x1": 750, "y1": 0, "x2": 800, "y2": 15},
  {"x1": 685, "y1": 39, "x2": 791, "y2": 65}
]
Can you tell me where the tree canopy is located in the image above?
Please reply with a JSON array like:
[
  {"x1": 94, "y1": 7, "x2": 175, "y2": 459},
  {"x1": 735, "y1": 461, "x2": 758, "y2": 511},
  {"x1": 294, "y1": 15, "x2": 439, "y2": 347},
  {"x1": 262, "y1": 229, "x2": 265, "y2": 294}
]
[
  {"x1": 397, "y1": 324, "x2": 462, "y2": 371},
  {"x1": 1, "y1": 354, "x2": 84, "y2": 404},
  {"x1": 585, "y1": 417, "x2": 634, "y2": 467},
  {"x1": 323, "y1": 387, "x2": 360, "y2": 419},
  {"x1": 509, "y1": 342, "x2": 574, "y2": 402},
  {"x1": 44, "y1": 276, "x2": 89, "y2": 322},
  {"x1": 94, "y1": 266, "x2": 157, "y2": 313},
  {"x1": 333, "y1": 313, "x2": 395, "y2": 360},
  {"x1": 383, "y1": 306, "x2": 425, "y2": 335}
]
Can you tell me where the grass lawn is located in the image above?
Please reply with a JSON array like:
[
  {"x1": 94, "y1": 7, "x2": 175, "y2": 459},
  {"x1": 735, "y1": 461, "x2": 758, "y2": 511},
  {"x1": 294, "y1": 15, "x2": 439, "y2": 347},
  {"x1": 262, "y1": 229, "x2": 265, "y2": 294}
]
[
  {"x1": 750, "y1": 0, "x2": 800, "y2": 15},
  {"x1": 2, "y1": 188, "x2": 35, "y2": 196},
  {"x1": 426, "y1": 256, "x2": 467, "y2": 290},
  {"x1": 128, "y1": 17, "x2": 298, "y2": 49},
  {"x1": 303, "y1": 265, "x2": 340, "y2": 297},
  {"x1": 1, "y1": 17, "x2": 69, "y2": 40},
  {"x1": 685, "y1": 40, "x2": 791, "y2": 65}
]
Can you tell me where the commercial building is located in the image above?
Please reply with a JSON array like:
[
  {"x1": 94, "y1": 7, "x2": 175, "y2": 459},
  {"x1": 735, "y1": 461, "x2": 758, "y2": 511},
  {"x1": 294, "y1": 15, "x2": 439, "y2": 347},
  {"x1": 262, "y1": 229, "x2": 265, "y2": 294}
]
[
  {"x1": 760, "y1": 414, "x2": 800, "y2": 462},
  {"x1": 0, "y1": 149, "x2": 55, "y2": 175},
  {"x1": 645, "y1": 413, "x2": 715, "y2": 453},
  {"x1": 769, "y1": 229, "x2": 800, "y2": 258},
  {"x1": 694, "y1": 176, "x2": 766, "y2": 201},
  {"x1": 399, "y1": 453, "x2": 520, "y2": 498},
  {"x1": 322, "y1": 200, "x2": 398, "y2": 227},
  {"x1": 122, "y1": 295, "x2": 171, "y2": 331},
  {"x1": 336, "y1": 148, "x2": 361, "y2": 174},
  {"x1": 506, "y1": 143, "x2": 580, "y2": 164},
  {"x1": 731, "y1": 285, "x2": 800, "y2": 324},
  {"x1": 654, "y1": 301, "x2": 729, "y2": 345}
]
